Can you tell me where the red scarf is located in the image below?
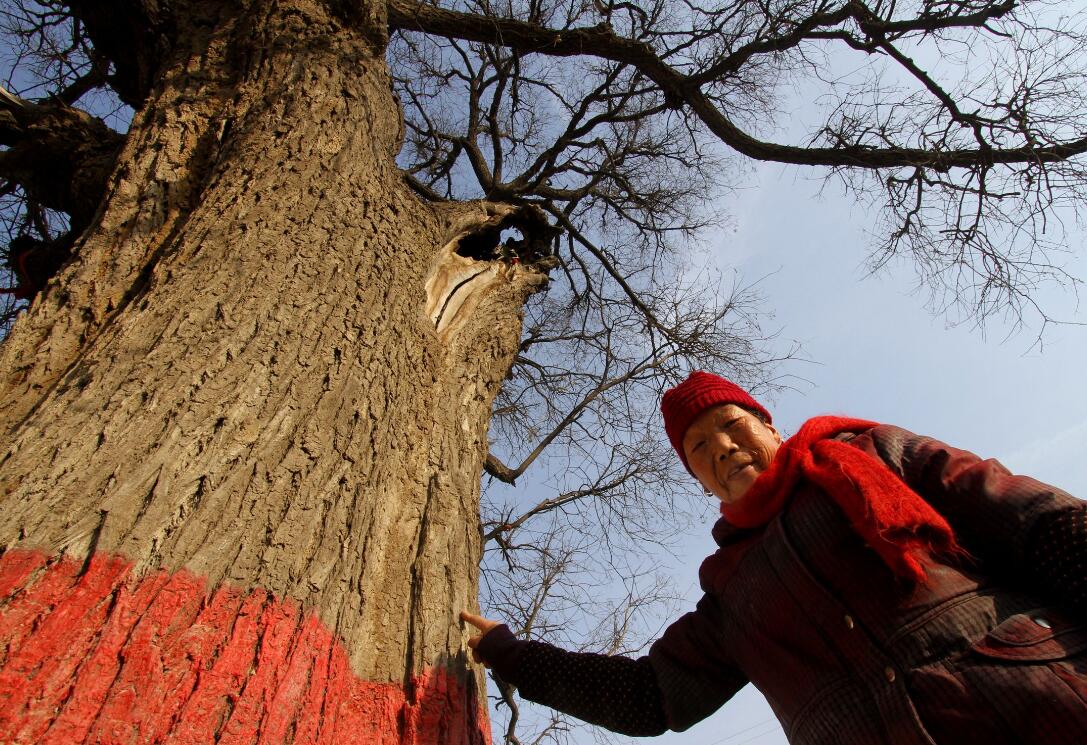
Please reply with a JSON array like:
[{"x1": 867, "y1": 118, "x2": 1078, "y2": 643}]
[{"x1": 710, "y1": 416, "x2": 961, "y2": 586}]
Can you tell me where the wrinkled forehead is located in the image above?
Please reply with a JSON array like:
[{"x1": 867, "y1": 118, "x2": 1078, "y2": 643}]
[{"x1": 682, "y1": 403, "x2": 749, "y2": 444}]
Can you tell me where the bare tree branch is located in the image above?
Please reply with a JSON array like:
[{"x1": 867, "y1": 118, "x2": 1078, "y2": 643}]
[
  {"x1": 0, "y1": 84, "x2": 121, "y2": 229},
  {"x1": 484, "y1": 351, "x2": 673, "y2": 485},
  {"x1": 388, "y1": 0, "x2": 1087, "y2": 169},
  {"x1": 483, "y1": 470, "x2": 634, "y2": 543},
  {"x1": 62, "y1": 0, "x2": 174, "y2": 107}
]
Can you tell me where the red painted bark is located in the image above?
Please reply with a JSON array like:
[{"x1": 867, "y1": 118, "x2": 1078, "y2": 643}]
[{"x1": 0, "y1": 550, "x2": 489, "y2": 745}]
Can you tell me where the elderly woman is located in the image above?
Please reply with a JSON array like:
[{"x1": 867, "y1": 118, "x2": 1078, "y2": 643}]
[{"x1": 461, "y1": 371, "x2": 1087, "y2": 744}]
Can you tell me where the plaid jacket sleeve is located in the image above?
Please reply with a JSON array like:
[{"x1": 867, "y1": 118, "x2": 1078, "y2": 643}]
[
  {"x1": 476, "y1": 592, "x2": 746, "y2": 735},
  {"x1": 859, "y1": 424, "x2": 1087, "y2": 614}
]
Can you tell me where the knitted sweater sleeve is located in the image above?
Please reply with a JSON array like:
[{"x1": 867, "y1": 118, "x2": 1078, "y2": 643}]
[
  {"x1": 475, "y1": 593, "x2": 746, "y2": 735},
  {"x1": 857, "y1": 424, "x2": 1087, "y2": 614}
]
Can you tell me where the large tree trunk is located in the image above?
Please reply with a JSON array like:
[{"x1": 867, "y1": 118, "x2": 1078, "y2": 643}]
[{"x1": 0, "y1": 1, "x2": 549, "y2": 741}]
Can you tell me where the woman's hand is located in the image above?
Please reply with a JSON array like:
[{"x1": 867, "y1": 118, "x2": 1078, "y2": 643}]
[{"x1": 460, "y1": 610, "x2": 500, "y2": 666}]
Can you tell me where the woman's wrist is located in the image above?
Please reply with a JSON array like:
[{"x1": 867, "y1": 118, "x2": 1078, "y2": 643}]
[{"x1": 475, "y1": 624, "x2": 527, "y2": 685}]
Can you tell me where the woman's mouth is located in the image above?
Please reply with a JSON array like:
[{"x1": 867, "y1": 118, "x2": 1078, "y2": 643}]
[{"x1": 727, "y1": 461, "x2": 754, "y2": 480}]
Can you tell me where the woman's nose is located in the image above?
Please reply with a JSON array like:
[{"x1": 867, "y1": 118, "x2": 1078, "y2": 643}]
[{"x1": 715, "y1": 438, "x2": 738, "y2": 458}]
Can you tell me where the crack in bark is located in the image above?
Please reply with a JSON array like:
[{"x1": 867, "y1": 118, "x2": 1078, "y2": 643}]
[
  {"x1": 433, "y1": 267, "x2": 491, "y2": 332},
  {"x1": 426, "y1": 205, "x2": 558, "y2": 339},
  {"x1": 78, "y1": 510, "x2": 110, "y2": 577},
  {"x1": 112, "y1": 468, "x2": 162, "y2": 551},
  {"x1": 403, "y1": 473, "x2": 437, "y2": 706}
]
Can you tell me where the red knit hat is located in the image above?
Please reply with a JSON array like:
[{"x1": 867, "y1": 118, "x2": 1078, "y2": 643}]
[{"x1": 661, "y1": 371, "x2": 771, "y2": 472}]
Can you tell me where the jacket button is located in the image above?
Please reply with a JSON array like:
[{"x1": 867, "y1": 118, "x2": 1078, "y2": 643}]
[
  {"x1": 844, "y1": 615, "x2": 855, "y2": 630},
  {"x1": 884, "y1": 667, "x2": 896, "y2": 683},
  {"x1": 1033, "y1": 616, "x2": 1052, "y2": 629}
]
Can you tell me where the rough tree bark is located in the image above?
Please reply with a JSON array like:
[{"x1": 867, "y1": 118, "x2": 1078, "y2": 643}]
[{"x1": 0, "y1": 0, "x2": 554, "y2": 741}]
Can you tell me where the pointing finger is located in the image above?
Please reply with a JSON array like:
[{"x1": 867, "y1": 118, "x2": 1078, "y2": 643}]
[{"x1": 460, "y1": 610, "x2": 499, "y2": 634}]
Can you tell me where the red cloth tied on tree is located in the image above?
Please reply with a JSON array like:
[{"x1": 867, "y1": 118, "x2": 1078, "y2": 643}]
[{"x1": 705, "y1": 416, "x2": 962, "y2": 588}]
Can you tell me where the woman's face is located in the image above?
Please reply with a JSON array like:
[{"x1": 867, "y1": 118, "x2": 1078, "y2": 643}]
[{"x1": 682, "y1": 404, "x2": 782, "y2": 506}]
